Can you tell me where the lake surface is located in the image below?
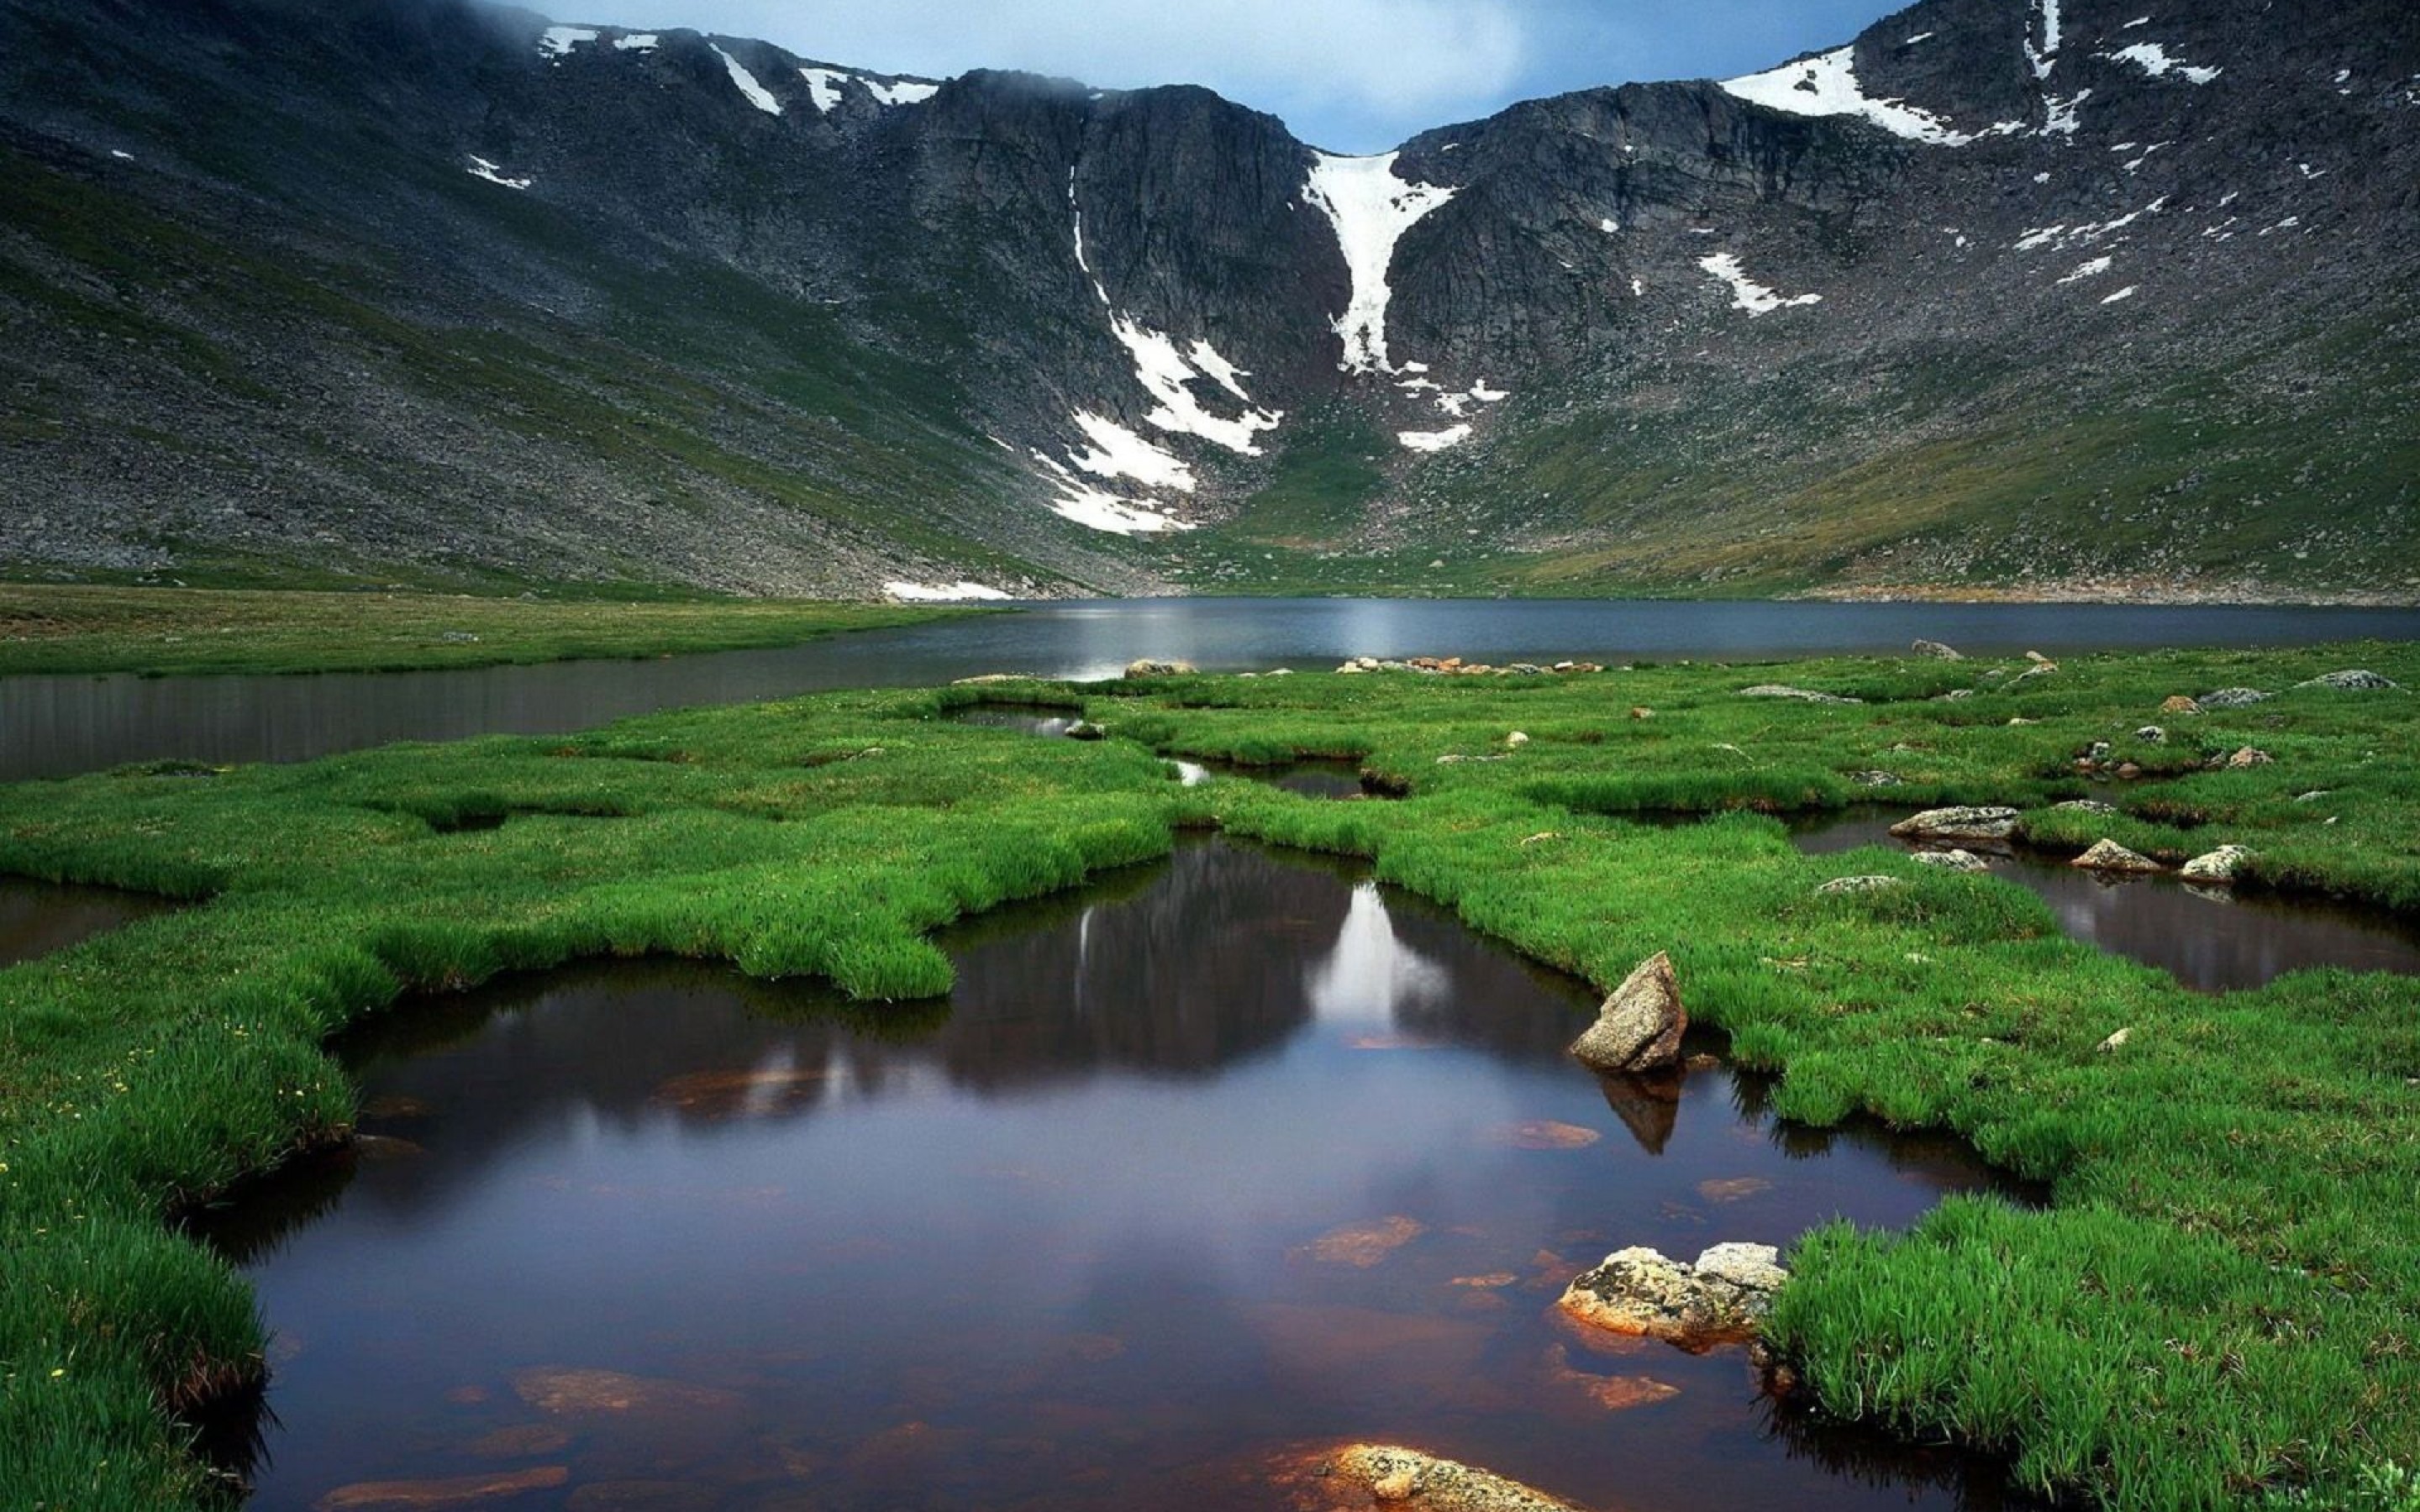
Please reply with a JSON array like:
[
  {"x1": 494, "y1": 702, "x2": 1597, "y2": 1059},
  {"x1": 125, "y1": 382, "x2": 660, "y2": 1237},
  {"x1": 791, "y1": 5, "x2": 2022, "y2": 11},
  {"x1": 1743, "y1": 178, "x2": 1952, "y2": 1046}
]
[
  {"x1": 1793, "y1": 811, "x2": 2420, "y2": 992},
  {"x1": 9, "y1": 597, "x2": 2417, "y2": 782},
  {"x1": 197, "y1": 839, "x2": 2028, "y2": 1512}
]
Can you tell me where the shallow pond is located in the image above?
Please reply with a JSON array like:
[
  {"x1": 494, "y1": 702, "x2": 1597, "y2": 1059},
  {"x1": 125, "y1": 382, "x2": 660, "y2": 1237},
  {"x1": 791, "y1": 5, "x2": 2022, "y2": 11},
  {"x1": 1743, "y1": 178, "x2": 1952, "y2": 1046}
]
[
  {"x1": 0, "y1": 877, "x2": 176, "y2": 969},
  {"x1": 10, "y1": 597, "x2": 2417, "y2": 781},
  {"x1": 1792, "y1": 811, "x2": 2420, "y2": 992},
  {"x1": 198, "y1": 839, "x2": 2030, "y2": 1511}
]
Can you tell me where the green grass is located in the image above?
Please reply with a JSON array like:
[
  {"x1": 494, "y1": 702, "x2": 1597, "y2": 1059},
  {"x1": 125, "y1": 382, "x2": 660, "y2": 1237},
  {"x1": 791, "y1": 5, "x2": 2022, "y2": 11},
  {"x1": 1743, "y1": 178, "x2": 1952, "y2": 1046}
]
[
  {"x1": 0, "y1": 585, "x2": 980, "y2": 677},
  {"x1": 3, "y1": 641, "x2": 2419, "y2": 1505}
]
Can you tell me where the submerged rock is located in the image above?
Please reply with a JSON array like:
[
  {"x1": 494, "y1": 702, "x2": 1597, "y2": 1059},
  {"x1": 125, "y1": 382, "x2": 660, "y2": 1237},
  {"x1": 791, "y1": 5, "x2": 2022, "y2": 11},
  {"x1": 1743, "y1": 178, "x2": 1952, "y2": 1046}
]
[
  {"x1": 1739, "y1": 685, "x2": 1863, "y2": 705},
  {"x1": 1124, "y1": 659, "x2": 1196, "y2": 678},
  {"x1": 1277, "y1": 1444, "x2": 1588, "y2": 1512},
  {"x1": 1912, "y1": 848, "x2": 1989, "y2": 873},
  {"x1": 1890, "y1": 806, "x2": 2021, "y2": 843},
  {"x1": 511, "y1": 1368, "x2": 742, "y2": 1420},
  {"x1": 314, "y1": 1467, "x2": 570, "y2": 1512},
  {"x1": 1304, "y1": 1216, "x2": 1427, "y2": 1268},
  {"x1": 2296, "y1": 669, "x2": 2400, "y2": 691},
  {"x1": 2073, "y1": 839, "x2": 2164, "y2": 874},
  {"x1": 1567, "y1": 953, "x2": 1686, "y2": 1075},
  {"x1": 1911, "y1": 639, "x2": 1963, "y2": 661},
  {"x1": 1483, "y1": 1120, "x2": 1602, "y2": 1151},
  {"x1": 1558, "y1": 1242, "x2": 1788, "y2": 1352},
  {"x1": 2181, "y1": 845, "x2": 2254, "y2": 884}
]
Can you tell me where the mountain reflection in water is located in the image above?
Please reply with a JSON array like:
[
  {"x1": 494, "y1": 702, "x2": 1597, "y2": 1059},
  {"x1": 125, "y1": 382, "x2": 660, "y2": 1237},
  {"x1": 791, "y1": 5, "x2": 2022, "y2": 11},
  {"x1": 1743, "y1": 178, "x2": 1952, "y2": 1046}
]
[{"x1": 198, "y1": 838, "x2": 2031, "y2": 1512}]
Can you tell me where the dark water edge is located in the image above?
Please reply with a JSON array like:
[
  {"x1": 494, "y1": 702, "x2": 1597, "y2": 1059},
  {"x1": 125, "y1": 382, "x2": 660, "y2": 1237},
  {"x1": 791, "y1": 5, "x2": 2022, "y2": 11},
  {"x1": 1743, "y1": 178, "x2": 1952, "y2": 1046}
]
[
  {"x1": 1791, "y1": 810, "x2": 2420, "y2": 992},
  {"x1": 0, "y1": 877, "x2": 177, "y2": 969},
  {"x1": 7, "y1": 597, "x2": 2417, "y2": 781},
  {"x1": 188, "y1": 839, "x2": 2039, "y2": 1512}
]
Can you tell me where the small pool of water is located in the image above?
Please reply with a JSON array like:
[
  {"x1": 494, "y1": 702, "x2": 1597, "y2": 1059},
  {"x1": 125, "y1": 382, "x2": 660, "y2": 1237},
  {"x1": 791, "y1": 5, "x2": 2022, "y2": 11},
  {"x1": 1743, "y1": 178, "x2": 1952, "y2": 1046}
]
[
  {"x1": 948, "y1": 706, "x2": 1380, "y2": 801},
  {"x1": 0, "y1": 877, "x2": 178, "y2": 969},
  {"x1": 1792, "y1": 811, "x2": 2420, "y2": 992},
  {"x1": 197, "y1": 840, "x2": 2028, "y2": 1511}
]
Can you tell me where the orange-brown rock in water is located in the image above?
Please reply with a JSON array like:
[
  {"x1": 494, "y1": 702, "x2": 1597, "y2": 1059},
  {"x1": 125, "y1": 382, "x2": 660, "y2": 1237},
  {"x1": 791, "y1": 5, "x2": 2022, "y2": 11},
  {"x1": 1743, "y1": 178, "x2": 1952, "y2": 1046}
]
[
  {"x1": 1541, "y1": 1344, "x2": 1682, "y2": 1414},
  {"x1": 313, "y1": 1467, "x2": 569, "y2": 1512},
  {"x1": 1271, "y1": 1443, "x2": 1591, "y2": 1511},
  {"x1": 1482, "y1": 1120, "x2": 1602, "y2": 1151},
  {"x1": 1303, "y1": 1215, "x2": 1426, "y2": 1268},
  {"x1": 650, "y1": 1066, "x2": 828, "y2": 1118},
  {"x1": 1567, "y1": 953, "x2": 1685, "y2": 1074}
]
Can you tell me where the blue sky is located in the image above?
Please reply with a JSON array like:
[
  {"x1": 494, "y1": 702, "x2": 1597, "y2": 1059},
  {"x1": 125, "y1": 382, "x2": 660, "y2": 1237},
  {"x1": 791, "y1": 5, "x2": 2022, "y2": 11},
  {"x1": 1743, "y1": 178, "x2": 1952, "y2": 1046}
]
[{"x1": 566, "y1": 0, "x2": 1912, "y2": 152}]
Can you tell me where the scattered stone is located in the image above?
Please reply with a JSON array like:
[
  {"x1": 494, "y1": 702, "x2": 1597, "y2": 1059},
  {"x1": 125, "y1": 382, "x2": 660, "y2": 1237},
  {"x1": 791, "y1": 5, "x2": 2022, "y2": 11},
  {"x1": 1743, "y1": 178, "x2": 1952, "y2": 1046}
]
[
  {"x1": 1065, "y1": 720, "x2": 1106, "y2": 741},
  {"x1": 1506, "y1": 732, "x2": 1530, "y2": 748},
  {"x1": 1567, "y1": 953, "x2": 1686, "y2": 1075},
  {"x1": 2181, "y1": 845, "x2": 2254, "y2": 884},
  {"x1": 2160, "y1": 696, "x2": 2202, "y2": 715},
  {"x1": 2296, "y1": 669, "x2": 2400, "y2": 691},
  {"x1": 1628, "y1": 706, "x2": 1654, "y2": 720},
  {"x1": 1912, "y1": 848, "x2": 1988, "y2": 873},
  {"x1": 1817, "y1": 875, "x2": 1904, "y2": 895},
  {"x1": 1485, "y1": 1120, "x2": 1602, "y2": 1151},
  {"x1": 2073, "y1": 839, "x2": 2164, "y2": 874},
  {"x1": 1123, "y1": 659, "x2": 1195, "y2": 678},
  {"x1": 1890, "y1": 806, "x2": 2021, "y2": 843},
  {"x1": 2024, "y1": 650, "x2": 2053, "y2": 664},
  {"x1": 2087, "y1": 742, "x2": 2113, "y2": 761},
  {"x1": 2197, "y1": 687, "x2": 2270, "y2": 708},
  {"x1": 1542, "y1": 1345, "x2": 1683, "y2": 1412},
  {"x1": 2293, "y1": 790, "x2": 2333, "y2": 804},
  {"x1": 2116, "y1": 762, "x2": 2143, "y2": 780},
  {"x1": 1739, "y1": 685, "x2": 1862, "y2": 705},
  {"x1": 2097, "y1": 1027, "x2": 2133, "y2": 1053},
  {"x1": 315, "y1": 1467, "x2": 570, "y2": 1512},
  {"x1": 2135, "y1": 726, "x2": 2166, "y2": 744},
  {"x1": 1696, "y1": 1177, "x2": 1775, "y2": 1204},
  {"x1": 1934, "y1": 689, "x2": 1975, "y2": 701},
  {"x1": 2007, "y1": 717, "x2": 2038, "y2": 727},
  {"x1": 2224, "y1": 747, "x2": 2274, "y2": 769},
  {"x1": 1558, "y1": 1242, "x2": 1788, "y2": 1351},
  {"x1": 2055, "y1": 799, "x2": 2118, "y2": 816},
  {"x1": 1305, "y1": 1216, "x2": 1427, "y2": 1268},
  {"x1": 1848, "y1": 771, "x2": 1902, "y2": 787},
  {"x1": 510, "y1": 1368, "x2": 742, "y2": 1420},
  {"x1": 2016, "y1": 662, "x2": 2059, "y2": 680},
  {"x1": 1911, "y1": 639, "x2": 1963, "y2": 661},
  {"x1": 1276, "y1": 1444, "x2": 1586, "y2": 1512},
  {"x1": 436, "y1": 631, "x2": 482, "y2": 645},
  {"x1": 1435, "y1": 753, "x2": 1509, "y2": 765}
]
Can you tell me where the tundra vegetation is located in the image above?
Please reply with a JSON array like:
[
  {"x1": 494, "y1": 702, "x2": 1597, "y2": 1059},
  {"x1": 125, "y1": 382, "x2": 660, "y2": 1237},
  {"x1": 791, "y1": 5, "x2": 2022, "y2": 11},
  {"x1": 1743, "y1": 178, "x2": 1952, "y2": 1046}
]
[{"x1": 2, "y1": 640, "x2": 2417, "y2": 1509}]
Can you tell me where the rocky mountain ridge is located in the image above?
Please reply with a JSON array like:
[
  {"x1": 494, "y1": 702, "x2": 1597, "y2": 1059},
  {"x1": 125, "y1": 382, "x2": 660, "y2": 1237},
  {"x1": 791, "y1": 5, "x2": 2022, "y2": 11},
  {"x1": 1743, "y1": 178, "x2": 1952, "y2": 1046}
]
[{"x1": 0, "y1": 0, "x2": 2412, "y2": 600}]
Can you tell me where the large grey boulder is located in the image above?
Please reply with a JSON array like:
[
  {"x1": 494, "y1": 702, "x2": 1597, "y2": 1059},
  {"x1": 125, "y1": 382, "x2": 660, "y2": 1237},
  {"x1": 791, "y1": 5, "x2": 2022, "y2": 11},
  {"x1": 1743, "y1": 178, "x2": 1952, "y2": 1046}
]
[
  {"x1": 1568, "y1": 953, "x2": 1686, "y2": 1074},
  {"x1": 1890, "y1": 806, "x2": 2021, "y2": 843},
  {"x1": 1558, "y1": 1242, "x2": 1789, "y2": 1351},
  {"x1": 2296, "y1": 670, "x2": 2399, "y2": 691},
  {"x1": 2198, "y1": 688, "x2": 2271, "y2": 708},
  {"x1": 1911, "y1": 639, "x2": 1963, "y2": 660},
  {"x1": 1124, "y1": 659, "x2": 1196, "y2": 677}
]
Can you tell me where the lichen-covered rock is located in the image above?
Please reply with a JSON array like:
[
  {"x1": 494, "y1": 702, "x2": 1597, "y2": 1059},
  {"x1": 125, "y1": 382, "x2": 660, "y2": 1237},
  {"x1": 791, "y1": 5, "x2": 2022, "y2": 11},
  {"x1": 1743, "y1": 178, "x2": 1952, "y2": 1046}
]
[
  {"x1": 2134, "y1": 725, "x2": 2167, "y2": 744},
  {"x1": 1849, "y1": 770, "x2": 1902, "y2": 787},
  {"x1": 1568, "y1": 953, "x2": 1686, "y2": 1074},
  {"x1": 1274, "y1": 1445, "x2": 1586, "y2": 1512},
  {"x1": 1739, "y1": 685, "x2": 1862, "y2": 705},
  {"x1": 2198, "y1": 688, "x2": 2271, "y2": 708},
  {"x1": 2224, "y1": 747, "x2": 2274, "y2": 769},
  {"x1": 1558, "y1": 1242, "x2": 1788, "y2": 1351},
  {"x1": 1124, "y1": 659, "x2": 1196, "y2": 677},
  {"x1": 2055, "y1": 799, "x2": 2118, "y2": 816},
  {"x1": 1911, "y1": 639, "x2": 1963, "y2": 660},
  {"x1": 2181, "y1": 845, "x2": 2254, "y2": 884},
  {"x1": 1065, "y1": 720, "x2": 1107, "y2": 741},
  {"x1": 2073, "y1": 838, "x2": 2163, "y2": 873},
  {"x1": 1912, "y1": 848, "x2": 1988, "y2": 873},
  {"x1": 2160, "y1": 695, "x2": 2202, "y2": 715},
  {"x1": 1889, "y1": 806, "x2": 2021, "y2": 843},
  {"x1": 1817, "y1": 875, "x2": 1904, "y2": 895},
  {"x1": 2296, "y1": 670, "x2": 2399, "y2": 691}
]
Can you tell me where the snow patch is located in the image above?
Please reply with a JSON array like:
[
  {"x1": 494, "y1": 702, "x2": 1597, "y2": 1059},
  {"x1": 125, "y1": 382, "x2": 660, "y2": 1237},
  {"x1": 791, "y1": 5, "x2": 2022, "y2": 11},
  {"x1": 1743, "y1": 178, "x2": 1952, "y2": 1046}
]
[
  {"x1": 108, "y1": 149, "x2": 134, "y2": 161},
  {"x1": 1186, "y1": 340, "x2": 1255, "y2": 404},
  {"x1": 2043, "y1": 91, "x2": 2090, "y2": 135},
  {"x1": 2102, "y1": 43, "x2": 2221, "y2": 85},
  {"x1": 885, "y1": 580, "x2": 1011, "y2": 602},
  {"x1": 1398, "y1": 425, "x2": 1472, "y2": 453},
  {"x1": 1108, "y1": 316, "x2": 1282, "y2": 455},
  {"x1": 1301, "y1": 153, "x2": 1458, "y2": 374},
  {"x1": 1032, "y1": 454, "x2": 1194, "y2": 536},
  {"x1": 865, "y1": 78, "x2": 940, "y2": 107},
  {"x1": 2102, "y1": 286, "x2": 2138, "y2": 304},
  {"x1": 800, "y1": 66, "x2": 847, "y2": 112},
  {"x1": 2123, "y1": 15, "x2": 2151, "y2": 28},
  {"x1": 538, "y1": 26, "x2": 597, "y2": 59},
  {"x1": 1598, "y1": 217, "x2": 1621, "y2": 234},
  {"x1": 2028, "y1": 0, "x2": 2064, "y2": 79},
  {"x1": 1721, "y1": 47, "x2": 1978, "y2": 145},
  {"x1": 1904, "y1": 31, "x2": 1936, "y2": 45},
  {"x1": 2015, "y1": 197, "x2": 2166, "y2": 252},
  {"x1": 2058, "y1": 255, "x2": 2113, "y2": 283},
  {"x1": 1699, "y1": 253, "x2": 1823, "y2": 316},
  {"x1": 1070, "y1": 411, "x2": 1197, "y2": 492},
  {"x1": 711, "y1": 45, "x2": 783, "y2": 115},
  {"x1": 466, "y1": 155, "x2": 532, "y2": 191},
  {"x1": 613, "y1": 33, "x2": 658, "y2": 51}
]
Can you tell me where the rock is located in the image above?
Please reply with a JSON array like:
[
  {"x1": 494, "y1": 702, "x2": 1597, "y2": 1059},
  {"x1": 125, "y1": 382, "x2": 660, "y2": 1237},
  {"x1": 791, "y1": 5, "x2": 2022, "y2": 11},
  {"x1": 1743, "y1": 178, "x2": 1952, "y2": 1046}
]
[
  {"x1": 2072, "y1": 839, "x2": 2163, "y2": 874},
  {"x1": 2160, "y1": 696, "x2": 2202, "y2": 715},
  {"x1": 2198, "y1": 687, "x2": 2271, "y2": 708},
  {"x1": 2181, "y1": 844, "x2": 2254, "y2": 884},
  {"x1": 1628, "y1": 706, "x2": 1654, "y2": 720},
  {"x1": 510, "y1": 1368, "x2": 743, "y2": 1420},
  {"x1": 1065, "y1": 720, "x2": 1106, "y2": 741},
  {"x1": 1558, "y1": 1242, "x2": 1788, "y2": 1351},
  {"x1": 1696, "y1": 1176, "x2": 1775, "y2": 1203},
  {"x1": 2296, "y1": 669, "x2": 2400, "y2": 691},
  {"x1": 1848, "y1": 770, "x2": 1902, "y2": 787},
  {"x1": 1911, "y1": 639, "x2": 1962, "y2": 660},
  {"x1": 2225, "y1": 747, "x2": 2274, "y2": 769},
  {"x1": 2097, "y1": 1027, "x2": 2133, "y2": 1053},
  {"x1": 2135, "y1": 726, "x2": 2166, "y2": 744},
  {"x1": 1817, "y1": 875, "x2": 1903, "y2": 895},
  {"x1": 1276, "y1": 1445, "x2": 1586, "y2": 1512},
  {"x1": 1483, "y1": 1120, "x2": 1602, "y2": 1151},
  {"x1": 1934, "y1": 689, "x2": 1975, "y2": 701},
  {"x1": 460, "y1": 1424, "x2": 576, "y2": 1459},
  {"x1": 1912, "y1": 848, "x2": 1988, "y2": 873},
  {"x1": 1506, "y1": 731, "x2": 1530, "y2": 748},
  {"x1": 2293, "y1": 790, "x2": 2333, "y2": 804},
  {"x1": 1304, "y1": 1216, "x2": 1427, "y2": 1268},
  {"x1": 2007, "y1": 717, "x2": 2038, "y2": 727},
  {"x1": 950, "y1": 674, "x2": 1027, "y2": 685},
  {"x1": 1541, "y1": 1345, "x2": 1682, "y2": 1412},
  {"x1": 2024, "y1": 650, "x2": 2053, "y2": 664},
  {"x1": 1890, "y1": 806, "x2": 2021, "y2": 843},
  {"x1": 1337, "y1": 664, "x2": 1366, "y2": 675},
  {"x1": 315, "y1": 1468, "x2": 570, "y2": 1512},
  {"x1": 1567, "y1": 953, "x2": 1686, "y2": 1075},
  {"x1": 2055, "y1": 799, "x2": 2118, "y2": 815},
  {"x1": 2016, "y1": 662, "x2": 2058, "y2": 680},
  {"x1": 2116, "y1": 762, "x2": 2143, "y2": 780},
  {"x1": 1739, "y1": 685, "x2": 1862, "y2": 705},
  {"x1": 1124, "y1": 659, "x2": 1196, "y2": 678}
]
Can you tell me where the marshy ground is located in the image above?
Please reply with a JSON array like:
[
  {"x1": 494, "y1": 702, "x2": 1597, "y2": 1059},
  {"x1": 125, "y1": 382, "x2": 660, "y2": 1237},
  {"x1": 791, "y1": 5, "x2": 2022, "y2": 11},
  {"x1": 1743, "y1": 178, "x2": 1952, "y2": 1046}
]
[{"x1": 2, "y1": 638, "x2": 2417, "y2": 1509}]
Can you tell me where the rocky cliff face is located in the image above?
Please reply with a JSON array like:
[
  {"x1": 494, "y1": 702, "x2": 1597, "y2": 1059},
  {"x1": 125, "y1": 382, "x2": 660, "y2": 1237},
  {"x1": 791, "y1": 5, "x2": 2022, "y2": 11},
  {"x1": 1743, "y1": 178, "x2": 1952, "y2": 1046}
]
[{"x1": 0, "y1": 0, "x2": 2413, "y2": 599}]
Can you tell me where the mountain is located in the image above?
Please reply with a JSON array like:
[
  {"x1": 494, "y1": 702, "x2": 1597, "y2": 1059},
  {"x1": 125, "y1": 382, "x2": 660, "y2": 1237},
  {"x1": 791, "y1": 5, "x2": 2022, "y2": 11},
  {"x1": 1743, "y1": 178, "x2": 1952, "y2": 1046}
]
[{"x1": 0, "y1": 0, "x2": 2413, "y2": 601}]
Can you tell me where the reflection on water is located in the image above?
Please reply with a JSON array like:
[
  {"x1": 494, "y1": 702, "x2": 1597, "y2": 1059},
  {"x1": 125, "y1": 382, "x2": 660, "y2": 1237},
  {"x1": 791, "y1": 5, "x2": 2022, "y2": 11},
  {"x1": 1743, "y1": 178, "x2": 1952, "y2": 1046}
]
[
  {"x1": 11, "y1": 597, "x2": 2418, "y2": 781},
  {"x1": 198, "y1": 840, "x2": 2031, "y2": 1511},
  {"x1": 1793, "y1": 812, "x2": 2420, "y2": 992},
  {"x1": 0, "y1": 878, "x2": 177, "y2": 969}
]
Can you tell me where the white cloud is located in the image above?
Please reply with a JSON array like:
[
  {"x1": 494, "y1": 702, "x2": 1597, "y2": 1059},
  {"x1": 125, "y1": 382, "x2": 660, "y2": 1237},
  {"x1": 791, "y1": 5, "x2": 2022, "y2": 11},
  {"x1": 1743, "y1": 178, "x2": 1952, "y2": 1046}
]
[{"x1": 571, "y1": 0, "x2": 1528, "y2": 150}]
